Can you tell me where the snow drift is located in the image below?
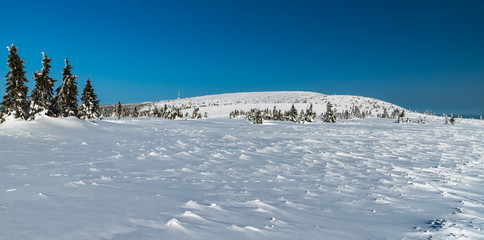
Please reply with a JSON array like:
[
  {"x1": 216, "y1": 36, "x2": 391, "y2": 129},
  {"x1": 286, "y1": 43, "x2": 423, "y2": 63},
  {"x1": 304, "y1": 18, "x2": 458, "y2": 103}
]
[{"x1": 1, "y1": 92, "x2": 483, "y2": 239}]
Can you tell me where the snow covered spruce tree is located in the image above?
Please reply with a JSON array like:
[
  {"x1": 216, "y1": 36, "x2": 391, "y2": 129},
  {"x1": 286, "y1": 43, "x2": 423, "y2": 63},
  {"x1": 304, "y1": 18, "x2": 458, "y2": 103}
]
[
  {"x1": 323, "y1": 101, "x2": 336, "y2": 123},
  {"x1": 298, "y1": 109, "x2": 305, "y2": 123},
  {"x1": 254, "y1": 109, "x2": 263, "y2": 124},
  {"x1": 0, "y1": 44, "x2": 29, "y2": 122},
  {"x1": 288, "y1": 104, "x2": 298, "y2": 122},
  {"x1": 152, "y1": 106, "x2": 161, "y2": 117},
  {"x1": 305, "y1": 103, "x2": 316, "y2": 122},
  {"x1": 30, "y1": 52, "x2": 55, "y2": 119},
  {"x1": 114, "y1": 101, "x2": 122, "y2": 119},
  {"x1": 272, "y1": 106, "x2": 282, "y2": 121},
  {"x1": 79, "y1": 78, "x2": 100, "y2": 119},
  {"x1": 191, "y1": 107, "x2": 201, "y2": 119},
  {"x1": 449, "y1": 114, "x2": 455, "y2": 125},
  {"x1": 52, "y1": 58, "x2": 79, "y2": 117},
  {"x1": 397, "y1": 110, "x2": 405, "y2": 123},
  {"x1": 131, "y1": 106, "x2": 139, "y2": 118},
  {"x1": 381, "y1": 108, "x2": 389, "y2": 118}
]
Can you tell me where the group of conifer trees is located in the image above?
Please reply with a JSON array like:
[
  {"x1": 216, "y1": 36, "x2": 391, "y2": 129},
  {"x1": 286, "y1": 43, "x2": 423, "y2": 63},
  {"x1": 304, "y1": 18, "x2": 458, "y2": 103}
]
[
  {"x1": 230, "y1": 102, "x2": 346, "y2": 124},
  {"x1": 105, "y1": 102, "x2": 207, "y2": 120},
  {"x1": 0, "y1": 44, "x2": 99, "y2": 123},
  {"x1": 230, "y1": 102, "x2": 409, "y2": 124}
]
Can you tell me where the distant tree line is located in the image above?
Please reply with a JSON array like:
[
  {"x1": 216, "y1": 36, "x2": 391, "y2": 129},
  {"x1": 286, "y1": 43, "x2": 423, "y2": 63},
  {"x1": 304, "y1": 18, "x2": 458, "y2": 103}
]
[
  {"x1": 0, "y1": 45, "x2": 99, "y2": 123},
  {"x1": 230, "y1": 102, "x2": 408, "y2": 124},
  {"x1": 231, "y1": 103, "x2": 464, "y2": 125},
  {"x1": 102, "y1": 102, "x2": 208, "y2": 120}
]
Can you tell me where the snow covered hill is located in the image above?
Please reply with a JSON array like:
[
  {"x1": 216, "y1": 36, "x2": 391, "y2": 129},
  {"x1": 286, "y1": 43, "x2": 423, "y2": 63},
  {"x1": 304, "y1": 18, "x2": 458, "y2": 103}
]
[
  {"x1": 1, "y1": 115, "x2": 483, "y2": 239},
  {"x1": 107, "y1": 91, "x2": 407, "y2": 119}
]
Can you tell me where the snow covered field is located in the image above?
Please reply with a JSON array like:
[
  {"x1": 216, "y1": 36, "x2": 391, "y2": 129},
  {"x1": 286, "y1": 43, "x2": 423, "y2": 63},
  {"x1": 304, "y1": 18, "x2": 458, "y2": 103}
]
[{"x1": 1, "y1": 116, "x2": 483, "y2": 239}]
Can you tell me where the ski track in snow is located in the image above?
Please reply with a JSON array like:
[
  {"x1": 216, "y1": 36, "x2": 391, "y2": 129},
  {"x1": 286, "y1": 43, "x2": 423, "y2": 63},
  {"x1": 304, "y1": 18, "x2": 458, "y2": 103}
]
[{"x1": 0, "y1": 116, "x2": 483, "y2": 239}]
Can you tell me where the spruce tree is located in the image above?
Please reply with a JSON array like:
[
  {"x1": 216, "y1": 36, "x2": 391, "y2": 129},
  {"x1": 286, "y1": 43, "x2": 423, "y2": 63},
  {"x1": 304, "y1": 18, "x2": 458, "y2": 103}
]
[
  {"x1": 30, "y1": 52, "x2": 55, "y2": 119},
  {"x1": 352, "y1": 105, "x2": 361, "y2": 118},
  {"x1": 115, "y1": 101, "x2": 122, "y2": 119},
  {"x1": 272, "y1": 106, "x2": 279, "y2": 121},
  {"x1": 191, "y1": 107, "x2": 200, "y2": 119},
  {"x1": 305, "y1": 103, "x2": 316, "y2": 122},
  {"x1": 0, "y1": 44, "x2": 29, "y2": 122},
  {"x1": 152, "y1": 106, "x2": 160, "y2": 117},
  {"x1": 298, "y1": 109, "x2": 305, "y2": 123},
  {"x1": 289, "y1": 104, "x2": 298, "y2": 122},
  {"x1": 324, "y1": 101, "x2": 336, "y2": 123},
  {"x1": 131, "y1": 106, "x2": 139, "y2": 118},
  {"x1": 344, "y1": 110, "x2": 349, "y2": 120},
  {"x1": 449, "y1": 114, "x2": 455, "y2": 125},
  {"x1": 381, "y1": 108, "x2": 389, "y2": 118},
  {"x1": 398, "y1": 110, "x2": 405, "y2": 123},
  {"x1": 79, "y1": 78, "x2": 100, "y2": 119},
  {"x1": 162, "y1": 104, "x2": 168, "y2": 118},
  {"x1": 53, "y1": 58, "x2": 78, "y2": 117},
  {"x1": 254, "y1": 109, "x2": 263, "y2": 124}
]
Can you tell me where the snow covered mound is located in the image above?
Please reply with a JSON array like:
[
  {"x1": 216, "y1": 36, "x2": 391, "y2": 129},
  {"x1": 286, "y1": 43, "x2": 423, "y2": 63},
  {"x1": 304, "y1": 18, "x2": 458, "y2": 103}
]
[{"x1": 125, "y1": 91, "x2": 406, "y2": 118}]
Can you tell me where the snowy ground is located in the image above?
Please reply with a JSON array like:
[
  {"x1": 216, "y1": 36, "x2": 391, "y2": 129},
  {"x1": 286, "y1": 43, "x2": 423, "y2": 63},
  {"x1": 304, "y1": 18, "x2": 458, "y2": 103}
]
[{"x1": 1, "y1": 116, "x2": 483, "y2": 239}]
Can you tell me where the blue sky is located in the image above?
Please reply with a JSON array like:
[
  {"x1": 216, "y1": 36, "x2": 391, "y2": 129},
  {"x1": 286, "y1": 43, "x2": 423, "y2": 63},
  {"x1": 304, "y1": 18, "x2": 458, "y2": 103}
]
[{"x1": 1, "y1": 0, "x2": 483, "y2": 114}]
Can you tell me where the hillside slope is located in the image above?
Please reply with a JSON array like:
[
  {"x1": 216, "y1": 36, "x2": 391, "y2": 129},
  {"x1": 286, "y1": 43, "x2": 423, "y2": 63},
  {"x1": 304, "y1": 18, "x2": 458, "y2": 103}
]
[{"x1": 108, "y1": 91, "x2": 407, "y2": 119}]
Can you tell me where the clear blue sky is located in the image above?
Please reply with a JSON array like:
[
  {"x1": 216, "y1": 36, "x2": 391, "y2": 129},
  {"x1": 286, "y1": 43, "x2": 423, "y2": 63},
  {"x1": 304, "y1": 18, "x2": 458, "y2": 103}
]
[{"x1": 1, "y1": 0, "x2": 483, "y2": 114}]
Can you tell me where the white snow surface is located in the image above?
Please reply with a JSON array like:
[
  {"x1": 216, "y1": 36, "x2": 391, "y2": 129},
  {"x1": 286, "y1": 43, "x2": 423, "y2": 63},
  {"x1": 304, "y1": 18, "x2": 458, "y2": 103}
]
[
  {"x1": 1, "y1": 97, "x2": 484, "y2": 239},
  {"x1": 139, "y1": 91, "x2": 406, "y2": 118}
]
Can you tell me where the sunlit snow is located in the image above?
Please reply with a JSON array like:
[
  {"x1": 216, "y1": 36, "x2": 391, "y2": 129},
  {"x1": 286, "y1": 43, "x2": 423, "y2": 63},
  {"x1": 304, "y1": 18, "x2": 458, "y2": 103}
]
[{"x1": 1, "y1": 94, "x2": 483, "y2": 239}]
